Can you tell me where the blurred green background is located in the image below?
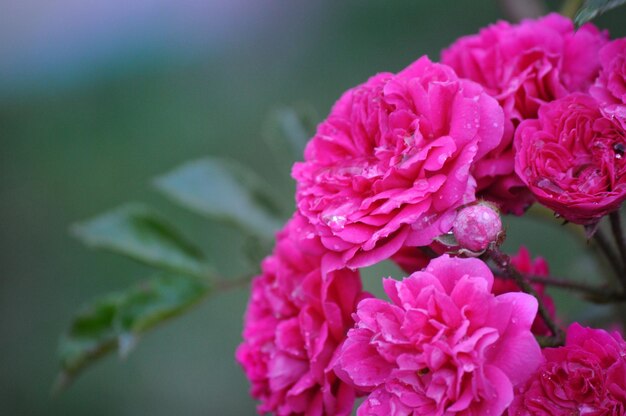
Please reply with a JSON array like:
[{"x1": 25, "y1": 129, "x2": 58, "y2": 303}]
[{"x1": 2, "y1": 1, "x2": 625, "y2": 414}]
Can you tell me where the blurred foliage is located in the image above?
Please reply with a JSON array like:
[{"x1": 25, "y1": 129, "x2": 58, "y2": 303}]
[
  {"x1": 576, "y1": 0, "x2": 626, "y2": 25},
  {"x1": 2, "y1": 1, "x2": 626, "y2": 415},
  {"x1": 55, "y1": 274, "x2": 210, "y2": 392},
  {"x1": 154, "y1": 158, "x2": 286, "y2": 240},
  {"x1": 72, "y1": 204, "x2": 213, "y2": 278}
]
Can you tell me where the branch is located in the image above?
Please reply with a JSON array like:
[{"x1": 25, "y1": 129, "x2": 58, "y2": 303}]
[
  {"x1": 609, "y1": 211, "x2": 626, "y2": 290},
  {"x1": 493, "y1": 269, "x2": 625, "y2": 303},
  {"x1": 594, "y1": 228, "x2": 623, "y2": 277},
  {"x1": 487, "y1": 247, "x2": 565, "y2": 345}
]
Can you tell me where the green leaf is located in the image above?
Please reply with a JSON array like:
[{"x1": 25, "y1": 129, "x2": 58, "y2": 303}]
[
  {"x1": 72, "y1": 204, "x2": 212, "y2": 278},
  {"x1": 55, "y1": 274, "x2": 210, "y2": 392},
  {"x1": 263, "y1": 105, "x2": 318, "y2": 161},
  {"x1": 575, "y1": 0, "x2": 626, "y2": 26},
  {"x1": 154, "y1": 158, "x2": 284, "y2": 239}
]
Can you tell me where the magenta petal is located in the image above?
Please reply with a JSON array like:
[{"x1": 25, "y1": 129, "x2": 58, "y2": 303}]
[
  {"x1": 336, "y1": 255, "x2": 541, "y2": 414},
  {"x1": 425, "y1": 254, "x2": 494, "y2": 293},
  {"x1": 294, "y1": 54, "x2": 506, "y2": 268}
]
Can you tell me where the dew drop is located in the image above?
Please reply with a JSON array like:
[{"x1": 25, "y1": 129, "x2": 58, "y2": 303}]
[
  {"x1": 614, "y1": 143, "x2": 625, "y2": 159},
  {"x1": 322, "y1": 214, "x2": 347, "y2": 230},
  {"x1": 414, "y1": 179, "x2": 429, "y2": 191},
  {"x1": 537, "y1": 178, "x2": 564, "y2": 194},
  {"x1": 455, "y1": 167, "x2": 469, "y2": 181}
]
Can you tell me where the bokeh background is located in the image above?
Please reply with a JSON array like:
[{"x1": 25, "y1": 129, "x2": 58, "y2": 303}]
[{"x1": 2, "y1": 1, "x2": 626, "y2": 414}]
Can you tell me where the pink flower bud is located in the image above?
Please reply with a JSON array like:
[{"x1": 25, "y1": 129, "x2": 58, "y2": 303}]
[{"x1": 453, "y1": 203, "x2": 502, "y2": 252}]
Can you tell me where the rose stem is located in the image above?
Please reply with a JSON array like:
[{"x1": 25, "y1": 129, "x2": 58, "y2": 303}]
[
  {"x1": 487, "y1": 247, "x2": 565, "y2": 346},
  {"x1": 492, "y1": 269, "x2": 624, "y2": 302},
  {"x1": 609, "y1": 211, "x2": 626, "y2": 288},
  {"x1": 594, "y1": 228, "x2": 623, "y2": 278}
]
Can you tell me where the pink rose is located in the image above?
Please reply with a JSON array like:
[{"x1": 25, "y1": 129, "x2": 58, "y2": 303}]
[
  {"x1": 336, "y1": 255, "x2": 542, "y2": 415},
  {"x1": 442, "y1": 14, "x2": 607, "y2": 214},
  {"x1": 236, "y1": 214, "x2": 366, "y2": 415},
  {"x1": 514, "y1": 93, "x2": 626, "y2": 225},
  {"x1": 492, "y1": 246, "x2": 556, "y2": 337},
  {"x1": 591, "y1": 38, "x2": 626, "y2": 129},
  {"x1": 510, "y1": 323, "x2": 626, "y2": 415},
  {"x1": 292, "y1": 56, "x2": 503, "y2": 271}
]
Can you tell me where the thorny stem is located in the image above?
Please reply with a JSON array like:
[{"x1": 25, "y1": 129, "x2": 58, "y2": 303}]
[
  {"x1": 493, "y1": 270, "x2": 625, "y2": 303},
  {"x1": 609, "y1": 211, "x2": 626, "y2": 290},
  {"x1": 487, "y1": 247, "x2": 565, "y2": 346},
  {"x1": 594, "y1": 228, "x2": 623, "y2": 278}
]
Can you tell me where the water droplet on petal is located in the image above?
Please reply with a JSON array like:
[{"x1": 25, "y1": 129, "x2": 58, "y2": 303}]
[
  {"x1": 537, "y1": 178, "x2": 564, "y2": 194},
  {"x1": 614, "y1": 143, "x2": 625, "y2": 159},
  {"x1": 414, "y1": 179, "x2": 429, "y2": 191},
  {"x1": 322, "y1": 214, "x2": 347, "y2": 230}
]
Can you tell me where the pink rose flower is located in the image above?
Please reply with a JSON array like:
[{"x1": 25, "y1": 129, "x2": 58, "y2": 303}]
[
  {"x1": 591, "y1": 38, "x2": 626, "y2": 129},
  {"x1": 514, "y1": 93, "x2": 626, "y2": 225},
  {"x1": 510, "y1": 323, "x2": 626, "y2": 415},
  {"x1": 336, "y1": 255, "x2": 542, "y2": 415},
  {"x1": 236, "y1": 214, "x2": 366, "y2": 415},
  {"x1": 442, "y1": 14, "x2": 607, "y2": 214},
  {"x1": 292, "y1": 56, "x2": 503, "y2": 271},
  {"x1": 492, "y1": 246, "x2": 556, "y2": 337}
]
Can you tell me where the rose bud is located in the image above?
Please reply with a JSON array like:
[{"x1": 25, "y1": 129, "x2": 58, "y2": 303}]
[{"x1": 452, "y1": 202, "x2": 503, "y2": 252}]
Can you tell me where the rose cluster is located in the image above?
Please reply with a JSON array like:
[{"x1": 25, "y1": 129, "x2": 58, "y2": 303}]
[{"x1": 237, "y1": 13, "x2": 626, "y2": 415}]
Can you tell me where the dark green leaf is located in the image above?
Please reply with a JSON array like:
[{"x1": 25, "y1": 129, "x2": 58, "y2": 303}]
[
  {"x1": 55, "y1": 274, "x2": 210, "y2": 392},
  {"x1": 575, "y1": 0, "x2": 626, "y2": 26},
  {"x1": 72, "y1": 204, "x2": 212, "y2": 278},
  {"x1": 263, "y1": 105, "x2": 318, "y2": 161},
  {"x1": 154, "y1": 158, "x2": 284, "y2": 239}
]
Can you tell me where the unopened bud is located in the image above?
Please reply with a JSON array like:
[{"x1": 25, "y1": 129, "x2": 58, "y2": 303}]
[{"x1": 453, "y1": 202, "x2": 502, "y2": 252}]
